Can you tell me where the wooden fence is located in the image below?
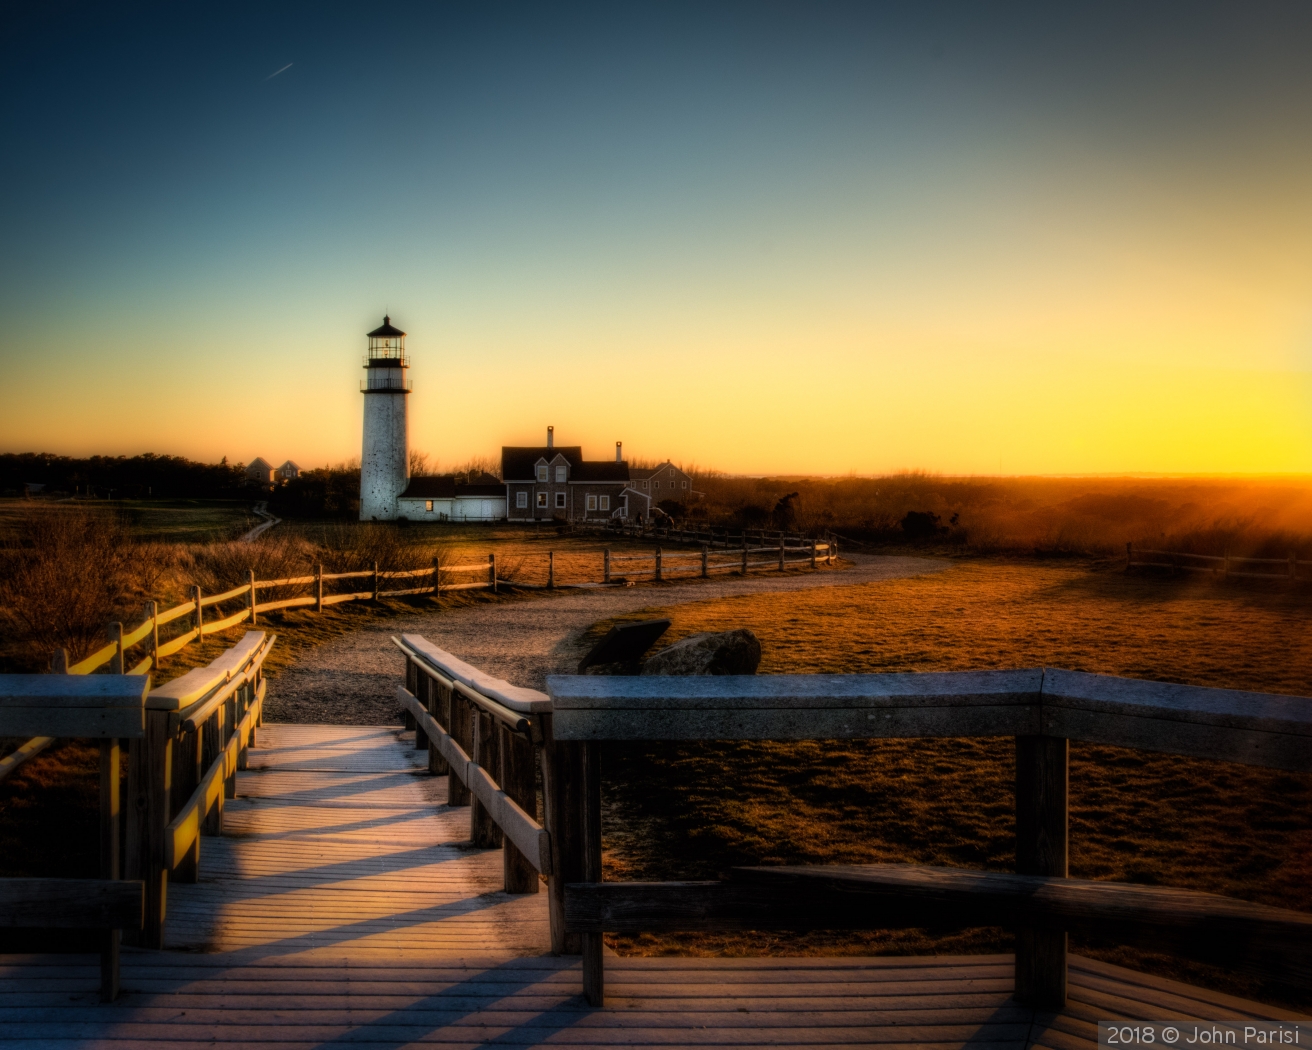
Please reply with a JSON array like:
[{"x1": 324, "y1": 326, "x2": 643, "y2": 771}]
[
  {"x1": 1127, "y1": 542, "x2": 1309, "y2": 580},
  {"x1": 0, "y1": 631, "x2": 274, "y2": 999},
  {"x1": 389, "y1": 642, "x2": 1312, "y2": 1010}
]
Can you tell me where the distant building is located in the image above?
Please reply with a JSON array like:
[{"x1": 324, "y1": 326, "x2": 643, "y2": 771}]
[
  {"x1": 396, "y1": 475, "x2": 507, "y2": 522},
  {"x1": 276, "y1": 460, "x2": 300, "y2": 482},
  {"x1": 628, "y1": 461, "x2": 693, "y2": 506},
  {"x1": 245, "y1": 457, "x2": 275, "y2": 486},
  {"x1": 503, "y1": 428, "x2": 665, "y2": 523}
]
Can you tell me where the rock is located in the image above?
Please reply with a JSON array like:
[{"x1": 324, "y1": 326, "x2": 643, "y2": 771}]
[{"x1": 640, "y1": 629, "x2": 761, "y2": 676}]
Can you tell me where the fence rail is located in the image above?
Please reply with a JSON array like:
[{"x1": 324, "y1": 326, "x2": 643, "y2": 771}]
[{"x1": 1127, "y1": 542, "x2": 1309, "y2": 580}]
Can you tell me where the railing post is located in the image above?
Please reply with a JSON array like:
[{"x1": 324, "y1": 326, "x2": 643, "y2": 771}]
[
  {"x1": 147, "y1": 601, "x2": 159, "y2": 670},
  {"x1": 655, "y1": 546, "x2": 662, "y2": 582},
  {"x1": 448, "y1": 695, "x2": 472, "y2": 807},
  {"x1": 202, "y1": 704, "x2": 224, "y2": 835},
  {"x1": 172, "y1": 717, "x2": 201, "y2": 883},
  {"x1": 191, "y1": 585, "x2": 203, "y2": 651},
  {"x1": 541, "y1": 713, "x2": 579, "y2": 955},
  {"x1": 603, "y1": 548, "x2": 611, "y2": 584},
  {"x1": 701, "y1": 544, "x2": 709, "y2": 578},
  {"x1": 489, "y1": 552, "x2": 497, "y2": 594},
  {"x1": 1014, "y1": 735, "x2": 1069, "y2": 1008},
  {"x1": 125, "y1": 706, "x2": 172, "y2": 950},
  {"x1": 413, "y1": 665, "x2": 428, "y2": 751},
  {"x1": 315, "y1": 563, "x2": 324, "y2": 613},
  {"x1": 108, "y1": 622, "x2": 124, "y2": 675},
  {"x1": 547, "y1": 551, "x2": 555, "y2": 590},
  {"x1": 580, "y1": 739, "x2": 604, "y2": 1006},
  {"x1": 402, "y1": 659, "x2": 417, "y2": 731},
  {"x1": 222, "y1": 687, "x2": 237, "y2": 800},
  {"x1": 500, "y1": 722, "x2": 539, "y2": 894},
  {"x1": 99, "y1": 737, "x2": 121, "y2": 1001},
  {"x1": 470, "y1": 708, "x2": 502, "y2": 848},
  {"x1": 427, "y1": 677, "x2": 450, "y2": 776},
  {"x1": 248, "y1": 569, "x2": 258, "y2": 626}
]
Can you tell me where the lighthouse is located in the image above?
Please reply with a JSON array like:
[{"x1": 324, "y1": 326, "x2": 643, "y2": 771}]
[{"x1": 359, "y1": 315, "x2": 410, "y2": 520}]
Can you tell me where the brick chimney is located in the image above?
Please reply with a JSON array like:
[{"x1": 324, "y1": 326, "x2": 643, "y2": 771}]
[
  {"x1": 615, "y1": 441, "x2": 622, "y2": 463},
  {"x1": 547, "y1": 425, "x2": 554, "y2": 450}
]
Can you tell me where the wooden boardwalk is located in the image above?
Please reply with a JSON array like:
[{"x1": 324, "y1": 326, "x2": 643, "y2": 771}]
[{"x1": 2, "y1": 723, "x2": 1305, "y2": 1047}]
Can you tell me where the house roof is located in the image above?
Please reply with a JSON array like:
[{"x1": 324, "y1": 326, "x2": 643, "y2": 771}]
[
  {"x1": 572, "y1": 461, "x2": 630, "y2": 482},
  {"x1": 367, "y1": 315, "x2": 406, "y2": 338},
  {"x1": 247, "y1": 457, "x2": 273, "y2": 471},
  {"x1": 501, "y1": 446, "x2": 583, "y2": 480},
  {"x1": 398, "y1": 476, "x2": 507, "y2": 500},
  {"x1": 628, "y1": 461, "x2": 680, "y2": 480},
  {"x1": 278, "y1": 460, "x2": 300, "y2": 471},
  {"x1": 398, "y1": 476, "x2": 457, "y2": 499}
]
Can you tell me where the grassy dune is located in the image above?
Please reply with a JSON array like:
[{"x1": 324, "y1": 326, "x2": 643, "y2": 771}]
[{"x1": 592, "y1": 561, "x2": 1312, "y2": 1007}]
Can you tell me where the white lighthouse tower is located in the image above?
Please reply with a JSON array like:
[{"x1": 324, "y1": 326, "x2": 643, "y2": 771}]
[{"x1": 359, "y1": 315, "x2": 410, "y2": 520}]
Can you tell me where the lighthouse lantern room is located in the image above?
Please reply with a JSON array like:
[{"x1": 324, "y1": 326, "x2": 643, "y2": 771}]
[{"x1": 359, "y1": 315, "x2": 411, "y2": 520}]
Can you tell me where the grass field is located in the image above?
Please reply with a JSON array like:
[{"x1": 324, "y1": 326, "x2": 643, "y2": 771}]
[
  {"x1": 586, "y1": 560, "x2": 1312, "y2": 1006},
  {"x1": 0, "y1": 498, "x2": 255, "y2": 544}
]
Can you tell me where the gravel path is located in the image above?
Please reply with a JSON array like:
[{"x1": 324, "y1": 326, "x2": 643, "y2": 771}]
[{"x1": 264, "y1": 554, "x2": 947, "y2": 724}]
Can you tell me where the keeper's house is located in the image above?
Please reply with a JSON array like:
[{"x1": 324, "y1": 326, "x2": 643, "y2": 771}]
[
  {"x1": 503, "y1": 427, "x2": 656, "y2": 523},
  {"x1": 396, "y1": 474, "x2": 506, "y2": 522}
]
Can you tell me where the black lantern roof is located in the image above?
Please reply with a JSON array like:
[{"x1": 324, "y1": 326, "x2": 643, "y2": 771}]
[{"x1": 367, "y1": 315, "x2": 406, "y2": 338}]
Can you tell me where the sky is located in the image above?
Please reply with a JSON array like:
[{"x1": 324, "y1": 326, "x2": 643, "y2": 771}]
[{"x1": 2, "y1": 1, "x2": 1311, "y2": 476}]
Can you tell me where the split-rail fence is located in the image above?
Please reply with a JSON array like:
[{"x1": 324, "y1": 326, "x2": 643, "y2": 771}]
[
  {"x1": 392, "y1": 637, "x2": 1312, "y2": 1010},
  {"x1": 1127, "y1": 542, "x2": 1309, "y2": 581}
]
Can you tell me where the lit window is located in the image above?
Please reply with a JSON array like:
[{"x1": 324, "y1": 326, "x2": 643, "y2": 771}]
[
  {"x1": 555, "y1": 492, "x2": 567, "y2": 509},
  {"x1": 555, "y1": 465, "x2": 567, "y2": 482},
  {"x1": 537, "y1": 492, "x2": 547, "y2": 508},
  {"x1": 537, "y1": 464, "x2": 548, "y2": 482},
  {"x1": 516, "y1": 492, "x2": 528, "y2": 508},
  {"x1": 600, "y1": 495, "x2": 609, "y2": 511},
  {"x1": 587, "y1": 494, "x2": 597, "y2": 511},
  {"x1": 425, "y1": 500, "x2": 434, "y2": 512}
]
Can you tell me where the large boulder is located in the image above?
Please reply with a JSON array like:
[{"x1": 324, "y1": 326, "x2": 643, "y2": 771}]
[{"x1": 640, "y1": 629, "x2": 761, "y2": 676}]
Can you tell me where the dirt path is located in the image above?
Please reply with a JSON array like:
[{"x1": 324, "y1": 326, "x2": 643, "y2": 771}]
[{"x1": 264, "y1": 554, "x2": 947, "y2": 724}]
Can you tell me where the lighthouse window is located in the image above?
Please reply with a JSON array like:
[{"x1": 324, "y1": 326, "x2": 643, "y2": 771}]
[
  {"x1": 555, "y1": 465, "x2": 567, "y2": 482},
  {"x1": 537, "y1": 492, "x2": 548, "y2": 508},
  {"x1": 516, "y1": 492, "x2": 528, "y2": 509},
  {"x1": 555, "y1": 492, "x2": 567, "y2": 509},
  {"x1": 536, "y1": 465, "x2": 548, "y2": 482}
]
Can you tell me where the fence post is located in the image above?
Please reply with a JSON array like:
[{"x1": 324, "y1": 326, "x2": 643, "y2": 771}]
[
  {"x1": 500, "y1": 723, "x2": 539, "y2": 894},
  {"x1": 1014, "y1": 735, "x2": 1069, "y2": 1008},
  {"x1": 547, "y1": 551, "x2": 555, "y2": 590},
  {"x1": 125, "y1": 706, "x2": 172, "y2": 950},
  {"x1": 147, "y1": 601, "x2": 159, "y2": 670},
  {"x1": 432, "y1": 556, "x2": 441, "y2": 597},
  {"x1": 831, "y1": 536, "x2": 838, "y2": 564},
  {"x1": 191, "y1": 585, "x2": 203, "y2": 649},
  {"x1": 701, "y1": 544, "x2": 708, "y2": 578},
  {"x1": 778, "y1": 536, "x2": 785, "y2": 572},
  {"x1": 248, "y1": 569, "x2": 258, "y2": 626},
  {"x1": 489, "y1": 553, "x2": 497, "y2": 594},
  {"x1": 373, "y1": 561, "x2": 380, "y2": 602},
  {"x1": 810, "y1": 538, "x2": 817, "y2": 569},
  {"x1": 315, "y1": 563, "x2": 324, "y2": 612},
  {"x1": 580, "y1": 739, "x2": 605, "y2": 1006},
  {"x1": 470, "y1": 709, "x2": 503, "y2": 848},
  {"x1": 655, "y1": 546, "x2": 662, "y2": 582},
  {"x1": 98, "y1": 736, "x2": 121, "y2": 1000},
  {"x1": 603, "y1": 548, "x2": 611, "y2": 584},
  {"x1": 741, "y1": 541, "x2": 748, "y2": 575},
  {"x1": 448, "y1": 696, "x2": 472, "y2": 807},
  {"x1": 108, "y1": 622, "x2": 124, "y2": 675}
]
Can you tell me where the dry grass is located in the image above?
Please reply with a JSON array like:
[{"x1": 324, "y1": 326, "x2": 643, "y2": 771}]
[{"x1": 592, "y1": 561, "x2": 1312, "y2": 1006}]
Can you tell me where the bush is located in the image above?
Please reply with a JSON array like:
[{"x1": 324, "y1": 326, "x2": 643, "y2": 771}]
[{"x1": 900, "y1": 511, "x2": 944, "y2": 539}]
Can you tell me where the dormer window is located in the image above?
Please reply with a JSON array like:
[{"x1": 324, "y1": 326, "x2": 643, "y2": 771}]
[
  {"x1": 555, "y1": 465, "x2": 567, "y2": 482},
  {"x1": 536, "y1": 464, "x2": 548, "y2": 483}
]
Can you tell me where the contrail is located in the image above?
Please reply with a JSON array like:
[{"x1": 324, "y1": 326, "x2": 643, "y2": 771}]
[{"x1": 265, "y1": 63, "x2": 293, "y2": 81}]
